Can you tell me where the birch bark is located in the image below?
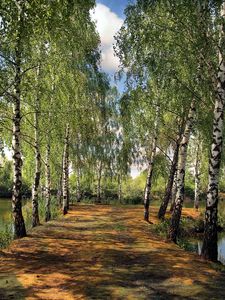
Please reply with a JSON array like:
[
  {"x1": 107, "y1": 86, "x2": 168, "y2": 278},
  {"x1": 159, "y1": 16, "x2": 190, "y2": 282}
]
[
  {"x1": 12, "y1": 1, "x2": 26, "y2": 238},
  {"x1": 194, "y1": 141, "x2": 201, "y2": 210},
  {"x1": 32, "y1": 68, "x2": 41, "y2": 227},
  {"x1": 168, "y1": 101, "x2": 196, "y2": 242},
  {"x1": 170, "y1": 171, "x2": 177, "y2": 212},
  {"x1": 158, "y1": 134, "x2": 181, "y2": 219},
  {"x1": 45, "y1": 144, "x2": 51, "y2": 221},
  {"x1": 97, "y1": 161, "x2": 102, "y2": 203},
  {"x1": 144, "y1": 105, "x2": 159, "y2": 222},
  {"x1": 202, "y1": 2, "x2": 225, "y2": 261},
  {"x1": 62, "y1": 124, "x2": 70, "y2": 215}
]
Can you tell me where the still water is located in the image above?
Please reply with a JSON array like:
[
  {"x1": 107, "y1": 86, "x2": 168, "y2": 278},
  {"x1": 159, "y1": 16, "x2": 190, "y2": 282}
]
[
  {"x1": 0, "y1": 198, "x2": 12, "y2": 229},
  {"x1": 196, "y1": 233, "x2": 225, "y2": 265},
  {"x1": 0, "y1": 198, "x2": 29, "y2": 231}
]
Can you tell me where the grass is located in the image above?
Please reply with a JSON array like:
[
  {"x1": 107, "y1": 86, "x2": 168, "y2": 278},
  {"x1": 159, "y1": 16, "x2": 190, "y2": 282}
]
[
  {"x1": 0, "y1": 224, "x2": 13, "y2": 249},
  {"x1": 152, "y1": 219, "x2": 170, "y2": 237},
  {"x1": 177, "y1": 238, "x2": 199, "y2": 252},
  {"x1": 152, "y1": 213, "x2": 204, "y2": 253},
  {"x1": 113, "y1": 223, "x2": 127, "y2": 231}
]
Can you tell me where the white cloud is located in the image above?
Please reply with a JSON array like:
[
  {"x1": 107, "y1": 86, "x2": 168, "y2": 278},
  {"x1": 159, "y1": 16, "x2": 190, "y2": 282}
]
[
  {"x1": 101, "y1": 45, "x2": 121, "y2": 72},
  {"x1": 91, "y1": 3, "x2": 123, "y2": 72}
]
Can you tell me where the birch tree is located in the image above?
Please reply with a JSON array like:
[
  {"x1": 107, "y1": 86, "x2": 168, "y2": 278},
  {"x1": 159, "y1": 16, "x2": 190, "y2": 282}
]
[
  {"x1": 144, "y1": 104, "x2": 159, "y2": 222},
  {"x1": 168, "y1": 101, "x2": 196, "y2": 242},
  {"x1": 32, "y1": 67, "x2": 41, "y2": 227},
  {"x1": 202, "y1": 1, "x2": 225, "y2": 262},
  {"x1": 158, "y1": 122, "x2": 184, "y2": 219},
  {"x1": 12, "y1": 0, "x2": 26, "y2": 238},
  {"x1": 194, "y1": 139, "x2": 201, "y2": 210},
  {"x1": 62, "y1": 124, "x2": 70, "y2": 215}
]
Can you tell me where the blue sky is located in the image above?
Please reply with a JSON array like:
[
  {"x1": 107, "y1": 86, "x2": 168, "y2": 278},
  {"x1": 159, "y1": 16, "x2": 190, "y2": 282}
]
[{"x1": 98, "y1": 0, "x2": 129, "y2": 18}]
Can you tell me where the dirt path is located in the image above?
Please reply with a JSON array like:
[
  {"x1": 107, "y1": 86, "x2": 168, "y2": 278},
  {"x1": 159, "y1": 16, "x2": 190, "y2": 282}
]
[{"x1": 0, "y1": 205, "x2": 225, "y2": 300}]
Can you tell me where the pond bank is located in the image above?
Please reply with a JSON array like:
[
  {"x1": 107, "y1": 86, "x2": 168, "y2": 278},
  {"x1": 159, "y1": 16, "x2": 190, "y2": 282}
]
[
  {"x1": 153, "y1": 207, "x2": 225, "y2": 265},
  {"x1": 0, "y1": 205, "x2": 225, "y2": 299},
  {"x1": 0, "y1": 197, "x2": 61, "y2": 249}
]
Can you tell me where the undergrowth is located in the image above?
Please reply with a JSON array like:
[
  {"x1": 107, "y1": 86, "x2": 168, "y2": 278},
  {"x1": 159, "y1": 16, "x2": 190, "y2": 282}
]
[
  {"x1": 152, "y1": 215, "x2": 203, "y2": 253},
  {"x1": 0, "y1": 224, "x2": 13, "y2": 249},
  {"x1": 0, "y1": 197, "x2": 61, "y2": 249}
]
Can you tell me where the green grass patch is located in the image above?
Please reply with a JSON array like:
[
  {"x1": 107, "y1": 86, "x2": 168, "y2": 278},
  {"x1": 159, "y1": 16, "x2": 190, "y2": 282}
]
[
  {"x1": 0, "y1": 224, "x2": 13, "y2": 249},
  {"x1": 113, "y1": 223, "x2": 127, "y2": 231},
  {"x1": 152, "y1": 219, "x2": 170, "y2": 238},
  {"x1": 177, "y1": 238, "x2": 198, "y2": 252}
]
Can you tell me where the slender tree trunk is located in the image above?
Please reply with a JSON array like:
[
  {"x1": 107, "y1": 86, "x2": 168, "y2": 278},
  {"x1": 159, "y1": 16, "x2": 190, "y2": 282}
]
[
  {"x1": 97, "y1": 161, "x2": 102, "y2": 203},
  {"x1": 194, "y1": 141, "x2": 201, "y2": 210},
  {"x1": 202, "y1": 2, "x2": 225, "y2": 262},
  {"x1": 168, "y1": 101, "x2": 196, "y2": 242},
  {"x1": 32, "y1": 96, "x2": 41, "y2": 227},
  {"x1": 57, "y1": 152, "x2": 64, "y2": 206},
  {"x1": 76, "y1": 167, "x2": 81, "y2": 202},
  {"x1": 45, "y1": 144, "x2": 51, "y2": 222},
  {"x1": 118, "y1": 173, "x2": 122, "y2": 202},
  {"x1": 57, "y1": 173, "x2": 62, "y2": 206},
  {"x1": 158, "y1": 138, "x2": 180, "y2": 219},
  {"x1": 170, "y1": 172, "x2": 177, "y2": 212},
  {"x1": 144, "y1": 105, "x2": 159, "y2": 222},
  {"x1": 62, "y1": 123, "x2": 70, "y2": 215},
  {"x1": 67, "y1": 180, "x2": 70, "y2": 209},
  {"x1": 144, "y1": 144, "x2": 157, "y2": 221},
  {"x1": 12, "y1": 2, "x2": 26, "y2": 238}
]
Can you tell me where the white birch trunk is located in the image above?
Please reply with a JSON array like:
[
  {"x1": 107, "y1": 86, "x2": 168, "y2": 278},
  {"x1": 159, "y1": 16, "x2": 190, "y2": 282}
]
[
  {"x1": 32, "y1": 68, "x2": 41, "y2": 227},
  {"x1": 194, "y1": 141, "x2": 201, "y2": 210},
  {"x1": 168, "y1": 100, "x2": 196, "y2": 242},
  {"x1": 32, "y1": 105, "x2": 41, "y2": 227},
  {"x1": 62, "y1": 123, "x2": 70, "y2": 214},
  {"x1": 170, "y1": 171, "x2": 177, "y2": 212},
  {"x1": 12, "y1": 1, "x2": 26, "y2": 238},
  {"x1": 97, "y1": 161, "x2": 102, "y2": 203},
  {"x1": 45, "y1": 144, "x2": 51, "y2": 221},
  {"x1": 144, "y1": 105, "x2": 159, "y2": 221},
  {"x1": 202, "y1": 2, "x2": 225, "y2": 261},
  {"x1": 76, "y1": 167, "x2": 81, "y2": 202},
  {"x1": 118, "y1": 173, "x2": 122, "y2": 203}
]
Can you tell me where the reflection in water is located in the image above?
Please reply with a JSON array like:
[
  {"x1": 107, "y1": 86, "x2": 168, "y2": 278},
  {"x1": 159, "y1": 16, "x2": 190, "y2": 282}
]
[
  {"x1": 197, "y1": 234, "x2": 225, "y2": 265},
  {"x1": 0, "y1": 198, "x2": 12, "y2": 229},
  {"x1": 0, "y1": 198, "x2": 29, "y2": 231},
  {"x1": 218, "y1": 237, "x2": 225, "y2": 265},
  {"x1": 197, "y1": 241, "x2": 202, "y2": 256}
]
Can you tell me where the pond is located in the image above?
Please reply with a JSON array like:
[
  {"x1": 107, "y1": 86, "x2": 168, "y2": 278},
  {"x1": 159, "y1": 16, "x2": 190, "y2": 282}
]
[
  {"x1": 0, "y1": 198, "x2": 30, "y2": 231},
  {"x1": 0, "y1": 198, "x2": 12, "y2": 229}
]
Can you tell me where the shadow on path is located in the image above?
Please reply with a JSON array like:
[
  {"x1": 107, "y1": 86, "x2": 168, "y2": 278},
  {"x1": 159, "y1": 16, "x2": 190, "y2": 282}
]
[{"x1": 0, "y1": 205, "x2": 225, "y2": 299}]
